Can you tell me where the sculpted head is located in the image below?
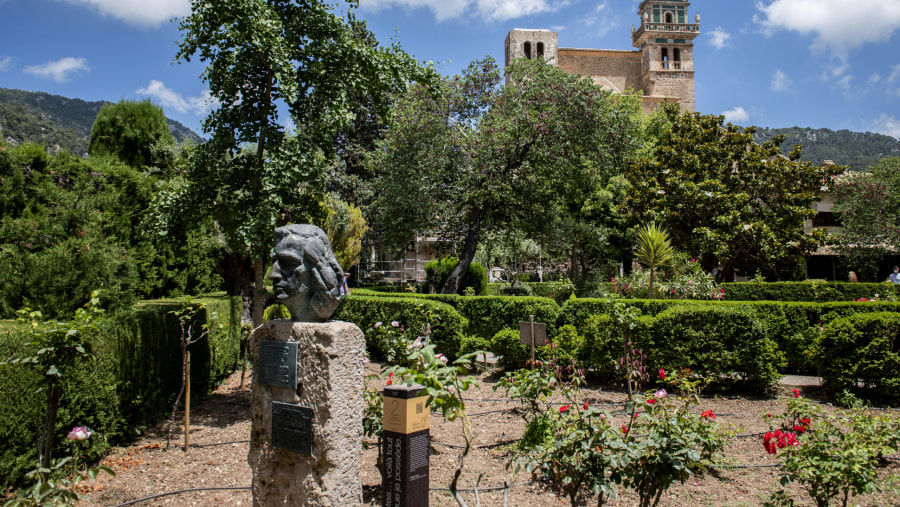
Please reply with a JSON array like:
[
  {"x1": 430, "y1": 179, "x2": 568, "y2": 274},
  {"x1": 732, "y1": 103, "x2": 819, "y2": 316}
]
[{"x1": 269, "y1": 224, "x2": 344, "y2": 322}]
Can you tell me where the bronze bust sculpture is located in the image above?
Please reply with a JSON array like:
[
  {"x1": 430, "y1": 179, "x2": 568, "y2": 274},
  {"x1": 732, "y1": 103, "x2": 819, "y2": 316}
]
[{"x1": 269, "y1": 224, "x2": 344, "y2": 322}]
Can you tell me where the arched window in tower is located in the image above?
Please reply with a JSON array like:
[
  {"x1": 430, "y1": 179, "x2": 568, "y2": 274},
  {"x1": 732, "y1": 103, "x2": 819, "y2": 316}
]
[
  {"x1": 537, "y1": 42, "x2": 545, "y2": 58},
  {"x1": 524, "y1": 42, "x2": 532, "y2": 59},
  {"x1": 673, "y1": 48, "x2": 681, "y2": 70},
  {"x1": 665, "y1": 12, "x2": 674, "y2": 24},
  {"x1": 661, "y1": 47, "x2": 669, "y2": 70}
]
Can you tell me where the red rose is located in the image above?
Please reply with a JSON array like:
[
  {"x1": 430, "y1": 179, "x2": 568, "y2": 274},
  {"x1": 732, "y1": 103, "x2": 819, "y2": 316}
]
[
  {"x1": 559, "y1": 405, "x2": 570, "y2": 413},
  {"x1": 658, "y1": 368, "x2": 666, "y2": 381},
  {"x1": 792, "y1": 388, "x2": 800, "y2": 398},
  {"x1": 647, "y1": 399, "x2": 657, "y2": 405}
]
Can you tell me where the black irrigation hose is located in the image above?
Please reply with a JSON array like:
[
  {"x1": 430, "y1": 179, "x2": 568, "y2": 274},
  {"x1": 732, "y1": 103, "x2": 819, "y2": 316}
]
[
  {"x1": 189, "y1": 439, "x2": 250, "y2": 448},
  {"x1": 430, "y1": 481, "x2": 533, "y2": 492},
  {"x1": 430, "y1": 438, "x2": 522, "y2": 450},
  {"x1": 112, "y1": 486, "x2": 250, "y2": 506}
]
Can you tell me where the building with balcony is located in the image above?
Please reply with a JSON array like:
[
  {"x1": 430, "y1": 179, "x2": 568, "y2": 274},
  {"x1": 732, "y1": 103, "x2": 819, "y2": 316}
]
[{"x1": 505, "y1": 0, "x2": 700, "y2": 113}]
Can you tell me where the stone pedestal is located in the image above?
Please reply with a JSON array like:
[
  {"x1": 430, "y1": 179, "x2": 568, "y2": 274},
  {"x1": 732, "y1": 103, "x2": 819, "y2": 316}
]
[{"x1": 248, "y1": 320, "x2": 366, "y2": 506}]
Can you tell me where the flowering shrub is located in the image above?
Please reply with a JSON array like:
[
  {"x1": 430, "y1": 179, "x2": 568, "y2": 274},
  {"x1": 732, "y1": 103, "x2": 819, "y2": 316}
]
[
  {"x1": 621, "y1": 392, "x2": 726, "y2": 507},
  {"x1": 4, "y1": 426, "x2": 114, "y2": 507},
  {"x1": 608, "y1": 254, "x2": 722, "y2": 300},
  {"x1": 763, "y1": 393, "x2": 900, "y2": 507},
  {"x1": 511, "y1": 363, "x2": 726, "y2": 507},
  {"x1": 763, "y1": 430, "x2": 799, "y2": 454}
]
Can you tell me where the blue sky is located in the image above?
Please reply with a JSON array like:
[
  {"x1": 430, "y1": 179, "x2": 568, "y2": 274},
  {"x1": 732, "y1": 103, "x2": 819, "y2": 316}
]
[{"x1": 2, "y1": 0, "x2": 899, "y2": 140}]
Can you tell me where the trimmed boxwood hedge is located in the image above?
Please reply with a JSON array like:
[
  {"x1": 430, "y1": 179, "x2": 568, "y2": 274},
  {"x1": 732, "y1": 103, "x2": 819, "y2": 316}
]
[
  {"x1": 719, "y1": 282, "x2": 900, "y2": 302},
  {"x1": 559, "y1": 298, "x2": 900, "y2": 374},
  {"x1": 349, "y1": 290, "x2": 560, "y2": 342},
  {"x1": 812, "y1": 312, "x2": 900, "y2": 399},
  {"x1": 576, "y1": 305, "x2": 780, "y2": 389},
  {"x1": 0, "y1": 294, "x2": 241, "y2": 491},
  {"x1": 332, "y1": 295, "x2": 467, "y2": 360}
]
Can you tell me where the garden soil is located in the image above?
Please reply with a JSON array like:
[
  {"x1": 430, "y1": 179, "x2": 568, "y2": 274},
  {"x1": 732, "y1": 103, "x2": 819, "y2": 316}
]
[{"x1": 76, "y1": 365, "x2": 900, "y2": 507}]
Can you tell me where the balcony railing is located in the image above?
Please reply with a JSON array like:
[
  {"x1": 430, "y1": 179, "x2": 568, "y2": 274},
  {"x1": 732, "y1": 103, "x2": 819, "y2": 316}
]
[
  {"x1": 633, "y1": 23, "x2": 700, "y2": 43},
  {"x1": 660, "y1": 61, "x2": 682, "y2": 70}
]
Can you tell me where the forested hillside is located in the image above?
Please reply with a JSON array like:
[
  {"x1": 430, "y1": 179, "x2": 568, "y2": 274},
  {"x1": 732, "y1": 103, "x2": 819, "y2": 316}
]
[
  {"x1": 752, "y1": 126, "x2": 900, "y2": 171},
  {"x1": 0, "y1": 88, "x2": 201, "y2": 157}
]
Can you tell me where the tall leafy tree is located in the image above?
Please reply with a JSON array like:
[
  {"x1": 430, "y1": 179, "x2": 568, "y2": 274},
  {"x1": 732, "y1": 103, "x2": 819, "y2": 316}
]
[
  {"x1": 369, "y1": 56, "x2": 642, "y2": 294},
  {"x1": 626, "y1": 104, "x2": 842, "y2": 281},
  {"x1": 89, "y1": 99, "x2": 175, "y2": 168},
  {"x1": 174, "y1": 0, "x2": 432, "y2": 324},
  {"x1": 831, "y1": 156, "x2": 900, "y2": 278}
]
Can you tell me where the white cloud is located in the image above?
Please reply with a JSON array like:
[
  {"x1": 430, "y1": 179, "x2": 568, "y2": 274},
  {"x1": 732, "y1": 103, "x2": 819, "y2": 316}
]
[
  {"x1": 708, "y1": 26, "x2": 732, "y2": 49},
  {"x1": 868, "y1": 114, "x2": 900, "y2": 138},
  {"x1": 60, "y1": 0, "x2": 190, "y2": 28},
  {"x1": 886, "y1": 63, "x2": 900, "y2": 96},
  {"x1": 755, "y1": 0, "x2": 900, "y2": 58},
  {"x1": 722, "y1": 106, "x2": 750, "y2": 123},
  {"x1": 834, "y1": 74, "x2": 852, "y2": 89},
  {"x1": 867, "y1": 73, "x2": 882, "y2": 85},
  {"x1": 582, "y1": 2, "x2": 619, "y2": 37},
  {"x1": 770, "y1": 69, "x2": 792, "y2": 92},
  {"x1": 0, "y1": 56, "x2": 12, "y2": 72},
  {"x1": 24, "y1": 57, "x2": 89, "y2": 82},
  {"x1": 358, "y1": 0, "x2": 568, "y2": 22},
  {"x1": 136, "y1": 80, "x2": 214, "y2": 115},
  {"x1": 888, "y1": 63, "x2": 900, "y2": 84}
]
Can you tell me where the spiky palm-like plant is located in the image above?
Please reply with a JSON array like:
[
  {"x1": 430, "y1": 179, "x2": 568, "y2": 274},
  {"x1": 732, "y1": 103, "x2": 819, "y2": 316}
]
[{"x1": 633, "y1": 223, "x2": 675, "y2": 299}]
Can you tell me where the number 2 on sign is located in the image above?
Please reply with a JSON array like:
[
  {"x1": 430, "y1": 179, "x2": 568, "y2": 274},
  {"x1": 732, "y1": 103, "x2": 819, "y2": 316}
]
[{"x1": 390, "y1": 399, "x2": 400, "y2": 418}]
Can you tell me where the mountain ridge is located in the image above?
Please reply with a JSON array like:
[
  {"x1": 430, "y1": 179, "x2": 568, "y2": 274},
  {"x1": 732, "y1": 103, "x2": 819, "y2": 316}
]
[{"x1": 0, "y1": 87, "x2": 202, "y2": 157}]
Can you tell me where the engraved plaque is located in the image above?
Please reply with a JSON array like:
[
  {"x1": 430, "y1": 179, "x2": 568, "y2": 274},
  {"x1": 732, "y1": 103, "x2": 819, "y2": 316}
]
[
  {"x1": 258, "y1": 340, "x2": 298, "y2": 388},
  {"x1": 272, "y1": 402, "x2": 313, "y2": 456},
  {"x1": 519, "y1": 321, "x2": 547, "y2": 346}
]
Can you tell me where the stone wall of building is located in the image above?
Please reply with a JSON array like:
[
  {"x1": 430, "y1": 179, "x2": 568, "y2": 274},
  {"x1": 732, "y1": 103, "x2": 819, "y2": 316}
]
[
  {"x1": 642, "y1": 70, "x2": 695, "y2": 112},
  {"x1": 557, "y1": 49, "x2": 642, "y2": 94},
  {"x1": 505, "y1": 29, "x2": 559, "y2": 69}
]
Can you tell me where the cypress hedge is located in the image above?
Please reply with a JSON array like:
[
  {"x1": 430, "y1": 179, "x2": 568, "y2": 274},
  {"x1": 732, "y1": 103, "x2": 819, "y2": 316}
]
[{"x1": 0, "y1": 294, "x2": 241, "y2": 491}]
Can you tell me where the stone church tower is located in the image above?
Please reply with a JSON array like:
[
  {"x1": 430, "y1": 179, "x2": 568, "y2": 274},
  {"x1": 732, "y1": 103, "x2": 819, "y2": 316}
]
[{"x1": 505, "y1": 1, "x2": 700, "y2": 113}]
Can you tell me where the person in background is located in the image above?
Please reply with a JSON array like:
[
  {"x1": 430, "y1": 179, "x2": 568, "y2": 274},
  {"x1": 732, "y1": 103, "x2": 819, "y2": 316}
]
[
  {"x1": 889, "y1": 266, "x2": 900, "y2": 284},
  {"x1": 340, "y1": 272, "x2": 351, "y2": 295}
]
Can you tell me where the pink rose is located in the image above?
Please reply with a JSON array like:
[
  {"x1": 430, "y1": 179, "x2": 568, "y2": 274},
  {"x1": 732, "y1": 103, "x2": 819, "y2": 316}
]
[{"x1": 67, "y1": 427, "x2": 91, "y2": 441}]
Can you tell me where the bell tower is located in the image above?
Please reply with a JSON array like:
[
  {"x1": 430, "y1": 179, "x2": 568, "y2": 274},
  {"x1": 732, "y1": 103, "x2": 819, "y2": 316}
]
[{"x1": 632, "y1": 0, "x2": 700, "y2": 112}]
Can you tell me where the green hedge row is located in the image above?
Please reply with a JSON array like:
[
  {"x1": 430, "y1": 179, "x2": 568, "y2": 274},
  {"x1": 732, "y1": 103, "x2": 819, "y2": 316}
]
[
  {"x1": 349, "y1": 290, "x2": 560, "y2": 341},
  {"x1": 559, "y1": 298, "x2": 900, "y2": 374},
  {"x1": 719, "y1": 282, "x2": 900, "y2": 302},
  {"x1": 813, "y1": 312, "x2": 900, "y2": 400},
  {"x1": 332, "y1": 295, "x2": 468, "y2": 360},
  {"x1": 574, "y1": 305, "x2": 780, "y2": 389},
  {"x1": 0, "y1": 294, "x2": 241, "y2": 491},
  {"x1": 339, "y1": 292, "x2": 900, "y2": 395}
]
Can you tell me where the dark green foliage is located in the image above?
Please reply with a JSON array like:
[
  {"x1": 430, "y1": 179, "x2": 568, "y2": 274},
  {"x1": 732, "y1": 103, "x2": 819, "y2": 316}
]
[
  {"x1": 499, "y1": 283, "x2": 534, "y2": 297},
  {"x1": 0, "y1": 143, "x2": 222, "y2": 319},
  {"x1": 559, "y1": 298, "x2": 900, "y2": 376},
  {"x1": 458, "y1": 334, "x2": 491, "y2": 357},
  {"x1": 719, "y1": 282, "x2": 899, "y2": 301},
  {"x1": 425, "y1": 257, "x2": 489, "y2": 295},
  {"x1": 577, "y1": 306, "x2": 780, "y2": 388},
  {"x1": 490, "y1": 328, "x2": 529, "y2": 369},
  {"x1": 332, "y1": 295, "x2": 467, "y2": 359},
  {"x1": 813, "y1": 312, "x2": 900, "y2": 400},
  {"x1": 351, "y1": 290, "x2": 560, "y2": 342},
  {"x1": 89, "y1": 99, "x2": 175, "y2": 168},
  {"x1": 751, "y1": 127, "x2": 900, "y2": 172},
  {"x1": 648, "y1": 306, "x2": 781, "y2": 388},
  {"x1": 453, "y1": 296, "x2": 561, "y2": 341},
  {"x1": 0, "y1": 294, "x2": 241, "y2": 490}
]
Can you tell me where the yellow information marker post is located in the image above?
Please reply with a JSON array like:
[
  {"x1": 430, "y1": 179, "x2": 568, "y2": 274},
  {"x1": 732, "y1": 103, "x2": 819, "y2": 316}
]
[{"x1": 382, "y1": 384, "x2": 430, "y2": 507}]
